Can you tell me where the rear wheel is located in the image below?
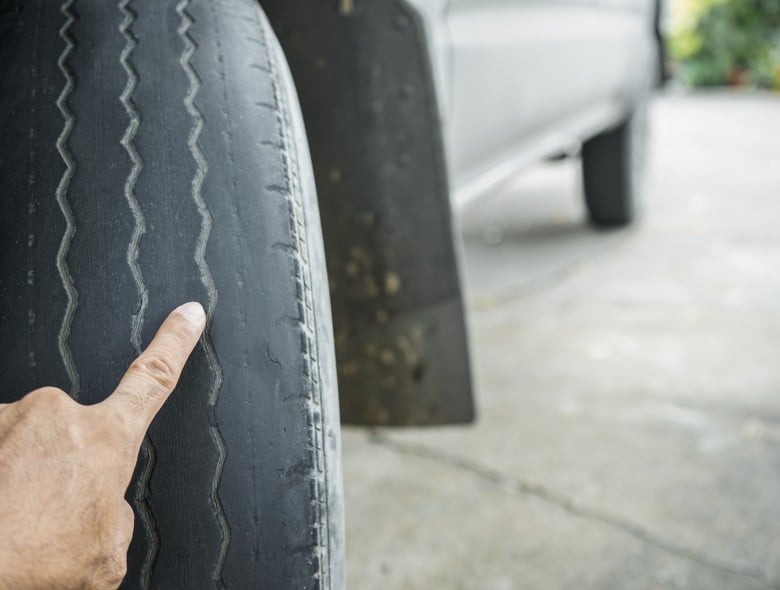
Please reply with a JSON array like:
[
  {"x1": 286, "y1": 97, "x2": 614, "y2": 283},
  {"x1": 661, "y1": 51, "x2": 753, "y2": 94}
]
[
  {"x1": 0, "y1": 1, "x2": 344, "y2": 588},
  {"x1": 581, "y1": 100, "x2": 649, "y2": 227}
]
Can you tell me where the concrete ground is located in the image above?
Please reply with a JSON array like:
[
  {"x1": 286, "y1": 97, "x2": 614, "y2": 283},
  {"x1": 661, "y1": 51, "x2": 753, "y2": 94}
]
[{"x1": 341, "y1": 92, "x2": 780, "y2": 590}]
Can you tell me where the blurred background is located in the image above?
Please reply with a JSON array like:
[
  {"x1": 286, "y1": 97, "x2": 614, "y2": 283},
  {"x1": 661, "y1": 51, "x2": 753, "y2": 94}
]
[
  {"x1": 669, "y1": 0, "x2": 780, "y2": 89},
  {"x1": 342, "y1": 1, "x2": 780, "y2": 588}
]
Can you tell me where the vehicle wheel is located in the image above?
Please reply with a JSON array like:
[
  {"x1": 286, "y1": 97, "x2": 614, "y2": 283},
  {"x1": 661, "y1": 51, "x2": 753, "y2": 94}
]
[
  {"x1": 0, "y1": 1, "x2": 344, "y2": 589},
  {"x1": 581, "y1": 99, "x2": 649, "y2": 227}
]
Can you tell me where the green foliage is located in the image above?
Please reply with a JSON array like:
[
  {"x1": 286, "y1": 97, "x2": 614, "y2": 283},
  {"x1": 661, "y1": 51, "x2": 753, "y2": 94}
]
[{"x1": 670, "y1": 0, "x2": 780, "y2": 88}]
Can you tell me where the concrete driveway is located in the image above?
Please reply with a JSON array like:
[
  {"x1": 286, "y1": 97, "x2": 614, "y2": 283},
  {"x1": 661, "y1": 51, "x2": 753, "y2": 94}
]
[{"x1": 341, "y1": 92, "x2": 780, "y2": 590}]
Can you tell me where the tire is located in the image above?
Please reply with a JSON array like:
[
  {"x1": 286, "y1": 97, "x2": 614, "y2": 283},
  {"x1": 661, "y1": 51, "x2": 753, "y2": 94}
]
[
  {"x1": 581, "y1": 99, "x2": 649, "y2": 228},
  {"x1": 0, "y1": 1, "x2": 344, "y2": 589}
]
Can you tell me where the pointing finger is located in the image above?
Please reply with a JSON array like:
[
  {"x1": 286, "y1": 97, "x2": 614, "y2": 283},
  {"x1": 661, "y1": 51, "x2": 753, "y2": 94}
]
[{"x1": 103, "y1": 302, "x2": 206, "y2": 441}]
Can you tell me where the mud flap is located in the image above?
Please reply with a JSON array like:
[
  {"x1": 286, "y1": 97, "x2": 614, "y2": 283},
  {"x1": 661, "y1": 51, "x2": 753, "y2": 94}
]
[{"x1": 263, "y1": 0, "x2": 475, "y2": 426}]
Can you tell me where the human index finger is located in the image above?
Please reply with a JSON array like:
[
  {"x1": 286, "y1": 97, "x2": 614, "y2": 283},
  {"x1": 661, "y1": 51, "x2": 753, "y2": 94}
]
[{"x1": 102, "y1": 302, "x2": 206, "y2": 442}]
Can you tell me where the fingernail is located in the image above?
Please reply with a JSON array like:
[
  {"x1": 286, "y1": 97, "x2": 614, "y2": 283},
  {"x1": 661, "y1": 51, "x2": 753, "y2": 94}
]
[{"x1": 176, "y1": 302, "x2": 206, "y2": 327}]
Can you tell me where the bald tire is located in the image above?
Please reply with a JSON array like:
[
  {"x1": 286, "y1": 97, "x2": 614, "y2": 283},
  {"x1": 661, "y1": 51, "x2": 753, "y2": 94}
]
[{"x1": 0, "y1": 1, "x2": 344, "y2": 588}]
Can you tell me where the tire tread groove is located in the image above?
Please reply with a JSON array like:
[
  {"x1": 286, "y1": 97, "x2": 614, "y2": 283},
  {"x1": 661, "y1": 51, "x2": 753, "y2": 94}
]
[
  {"x1": 175, "y1": 2, "x2": 230, "y2": 587},
  {"x1": 54, "y1": 0, "x2": 79, "y2": 400},
  {"x1": 118, "y1": 1, "x2": 157, "y2": 586}
]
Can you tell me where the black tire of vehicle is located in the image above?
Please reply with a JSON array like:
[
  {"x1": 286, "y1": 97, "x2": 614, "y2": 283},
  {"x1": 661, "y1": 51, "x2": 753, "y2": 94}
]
[
  {"x1": 581, "y1": 99, "x2": 649, "y2": 228},
  {"x1": 0, "y1": 1, "x2": 344, "y2": 589}
]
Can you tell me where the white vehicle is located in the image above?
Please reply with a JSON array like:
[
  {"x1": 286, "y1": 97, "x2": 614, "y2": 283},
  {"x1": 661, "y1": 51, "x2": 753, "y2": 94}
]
[
  {"x1": 416, "y1": 0, "x2": 659, "y2": 218},
  {"x1": 0, "y1": 1, "x2": 662, "y2": 587}
]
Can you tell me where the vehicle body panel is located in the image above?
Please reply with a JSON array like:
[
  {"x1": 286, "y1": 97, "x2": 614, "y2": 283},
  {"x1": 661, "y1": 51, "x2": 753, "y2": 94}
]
[{"x1": 407, "y1": 0, "x2": 658, "y2": 206}]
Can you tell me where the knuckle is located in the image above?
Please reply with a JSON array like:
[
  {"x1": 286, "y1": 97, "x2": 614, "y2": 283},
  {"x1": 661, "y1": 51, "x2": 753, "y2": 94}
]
[
  {"x1": 18, "y1": 387, "x2": 83, "y2": 444},
  {"x1": 25, "y1": 386, "x2": 72, "y2": 407},
  {"x1": 130, "y1": 352, "x2": 178, "y2": 392}
]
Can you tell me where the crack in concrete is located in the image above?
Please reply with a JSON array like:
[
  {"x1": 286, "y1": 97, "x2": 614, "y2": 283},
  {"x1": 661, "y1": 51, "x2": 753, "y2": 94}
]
[{"x1": 369, "y1": 432, "x2": 778, "y2": 589}]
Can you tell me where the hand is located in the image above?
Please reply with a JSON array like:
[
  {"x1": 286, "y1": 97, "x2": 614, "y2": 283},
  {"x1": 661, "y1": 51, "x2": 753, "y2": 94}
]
[{"x1": 0, "y1": 302, "x2": 206, "y2": 590}]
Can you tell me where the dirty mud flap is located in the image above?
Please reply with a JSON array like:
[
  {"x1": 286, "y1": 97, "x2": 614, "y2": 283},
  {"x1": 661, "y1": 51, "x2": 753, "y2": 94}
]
[{"x1": 263, "y1": 0, "x2": 475, "y2": 426}]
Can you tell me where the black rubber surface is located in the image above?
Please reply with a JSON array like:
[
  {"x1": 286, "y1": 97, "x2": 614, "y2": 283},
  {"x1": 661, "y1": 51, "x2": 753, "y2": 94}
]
[
  {"x1": 0, "y1": 1, "x2": 343, "y2": 588},
  {"x1": 581, "y1": 103, "x2": 648, "y2": 228}
]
